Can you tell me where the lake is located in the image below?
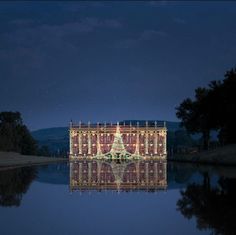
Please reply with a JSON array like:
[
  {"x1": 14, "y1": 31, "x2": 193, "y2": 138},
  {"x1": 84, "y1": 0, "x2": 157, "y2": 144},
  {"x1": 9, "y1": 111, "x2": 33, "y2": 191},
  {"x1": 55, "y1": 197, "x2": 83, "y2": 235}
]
[{"x1": 0, "y1": 160, "x2": 235, "y2": 235}]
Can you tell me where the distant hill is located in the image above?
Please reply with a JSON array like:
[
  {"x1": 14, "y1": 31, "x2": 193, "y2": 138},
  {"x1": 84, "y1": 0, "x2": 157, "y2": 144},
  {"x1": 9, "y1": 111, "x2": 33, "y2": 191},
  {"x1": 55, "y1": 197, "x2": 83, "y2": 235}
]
[
  {"x1": 31, "y1": 121, "x2": 189, "y2": 156},
  {"x1": 32, "y1": 127, "x2": 69, "y2": 156}
]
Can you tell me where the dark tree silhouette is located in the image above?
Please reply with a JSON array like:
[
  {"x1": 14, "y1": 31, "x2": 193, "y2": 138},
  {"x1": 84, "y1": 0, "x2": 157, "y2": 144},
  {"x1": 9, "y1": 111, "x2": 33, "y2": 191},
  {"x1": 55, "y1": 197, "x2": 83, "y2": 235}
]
[
  {"x1": 176, "y1": 67, "x2": 236, "y2": 148},
  {"x1": 0, "y1": 111, "x2": 37, "y2": 155},
  {"x1": 176, "y1": 88, "x2": 214, "y2": 150},
  {"x1": 218, "y1": 68, "x2": 236, "y2": 144}
]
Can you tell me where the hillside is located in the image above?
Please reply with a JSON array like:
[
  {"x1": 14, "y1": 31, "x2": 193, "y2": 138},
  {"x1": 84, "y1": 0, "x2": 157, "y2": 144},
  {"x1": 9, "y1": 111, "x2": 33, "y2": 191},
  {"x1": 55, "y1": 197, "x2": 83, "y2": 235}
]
[{"x1": 32, "y1": 127, "x2": 69, "y2": 156}]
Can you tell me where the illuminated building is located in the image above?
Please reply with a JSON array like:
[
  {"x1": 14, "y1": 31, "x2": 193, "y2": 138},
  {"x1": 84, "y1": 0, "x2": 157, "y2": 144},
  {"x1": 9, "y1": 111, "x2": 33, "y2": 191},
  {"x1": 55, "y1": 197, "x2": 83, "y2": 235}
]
[
  {"x1": 70, "y1": 159, "x2": 167, "y2": 192},
  {"x1": 69, "y1": 121, "x2": 167, "y2": 160}
]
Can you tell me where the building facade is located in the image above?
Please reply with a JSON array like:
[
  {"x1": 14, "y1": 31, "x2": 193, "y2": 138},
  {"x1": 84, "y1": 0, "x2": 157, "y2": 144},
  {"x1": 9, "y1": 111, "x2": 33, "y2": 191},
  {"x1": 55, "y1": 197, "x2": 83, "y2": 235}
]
[{"x1": 69, "y1": 121, "x2": 167, "y2": 159}]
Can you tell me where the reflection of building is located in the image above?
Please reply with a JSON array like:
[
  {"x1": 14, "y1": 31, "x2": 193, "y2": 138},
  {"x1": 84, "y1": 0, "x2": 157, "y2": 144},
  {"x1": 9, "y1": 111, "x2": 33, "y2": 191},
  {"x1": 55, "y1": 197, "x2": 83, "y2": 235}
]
[
  {"x1": 70, "y1": 160, "x2": 167, "y2": 192},
  {"x1": 69, "y1": 121, "x2": 167, "y2": 159}
]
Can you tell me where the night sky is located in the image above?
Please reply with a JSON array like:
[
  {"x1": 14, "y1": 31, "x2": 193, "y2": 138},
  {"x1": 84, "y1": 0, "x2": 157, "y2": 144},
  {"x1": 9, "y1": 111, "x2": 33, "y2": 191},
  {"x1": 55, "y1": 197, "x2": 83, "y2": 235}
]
[{"x1": 1, "y1": 1, "x2": 236, "y2": 130}]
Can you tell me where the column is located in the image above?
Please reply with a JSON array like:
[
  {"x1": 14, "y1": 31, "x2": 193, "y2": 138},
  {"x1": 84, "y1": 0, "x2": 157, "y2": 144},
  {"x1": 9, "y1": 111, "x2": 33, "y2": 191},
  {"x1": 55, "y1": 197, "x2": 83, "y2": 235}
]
[
  {"x1": 163, "y1": 130, "x2": 167, "y2": 155},
  {"x1": 88, "y1": 132, "x2": 91, "y2": 155},
  {"x1": 134, "y1": 132, "x2": 140, "y2": 155},
  {"x1": 96, "y1": 133, "x2": 102, "y2": 156},
  {"x1": 69, "y1": 130, "x2": 73, "y2": 155},
  {"x1": 145, "y1": 132, "x2": 149, "y2": 155},
  {"x1": 79, "y1": 132, "x2": 82, "y2": 155},
  {"x1": 154, "y1": 132, "x2": 158, "y2": 155}
]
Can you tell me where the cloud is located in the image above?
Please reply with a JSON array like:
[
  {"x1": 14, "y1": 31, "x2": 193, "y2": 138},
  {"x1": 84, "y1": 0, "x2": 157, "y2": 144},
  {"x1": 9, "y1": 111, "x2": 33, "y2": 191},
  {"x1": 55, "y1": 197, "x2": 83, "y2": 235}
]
[
  {"x1": 23, "y1": 17, "x2": 122, "y2": 36},
  {"x1": 115, "y1": 29, "x2": 167, "y2": 49},
  {"x1": 4, "y1": 17, "x2": 122, "y2": 43},
  {"x1": 61, "y1": 2, "x2": 106, "y2": 12},
  {"x1": 0, "y1": 17, "x2": 123, "y2": 70},
  {"x1": 9, "y1": 19, "x2": 36, "y2": 26},
  {"x1": 173, "y1": 18, "x2": 186, "y2": 24},
  {"x1": 140, "y1": 30, "x2": 167, "y2": 40}
]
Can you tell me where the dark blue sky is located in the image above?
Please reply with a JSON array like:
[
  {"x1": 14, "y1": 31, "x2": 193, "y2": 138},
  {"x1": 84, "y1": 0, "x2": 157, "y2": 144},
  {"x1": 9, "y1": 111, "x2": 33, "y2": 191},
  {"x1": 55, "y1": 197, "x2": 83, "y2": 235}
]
[{"x1": 1, "y1": 1, "x2": 236, "y2": 130}]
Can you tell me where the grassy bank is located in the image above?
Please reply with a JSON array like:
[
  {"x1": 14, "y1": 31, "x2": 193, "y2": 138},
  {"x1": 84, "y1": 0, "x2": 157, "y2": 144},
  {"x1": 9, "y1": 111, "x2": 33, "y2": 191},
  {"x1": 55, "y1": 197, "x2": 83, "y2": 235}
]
[
  {"x1": 0, "y1": 151, "x2": 68, "y2": 169},
  {"x1": 170, "y1": 144, "x2": 236, "y2": 166}
]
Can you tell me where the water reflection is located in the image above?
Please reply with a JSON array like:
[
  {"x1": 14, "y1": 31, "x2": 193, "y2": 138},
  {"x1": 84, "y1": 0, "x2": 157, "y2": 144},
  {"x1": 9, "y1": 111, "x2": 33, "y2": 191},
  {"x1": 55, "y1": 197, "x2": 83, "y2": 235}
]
[
  {"x1": 0, "y1": 167, "x2": 36, "y2": 207},
  {"x1": 177, "y1": 172, "x2": 236, "y2": 235},
  {"x1": 70, "y1": 159, "x2": 167, "y2": 192},
  {"x1": 1, "y1": 161, "x2": 236, "y2": 235}
]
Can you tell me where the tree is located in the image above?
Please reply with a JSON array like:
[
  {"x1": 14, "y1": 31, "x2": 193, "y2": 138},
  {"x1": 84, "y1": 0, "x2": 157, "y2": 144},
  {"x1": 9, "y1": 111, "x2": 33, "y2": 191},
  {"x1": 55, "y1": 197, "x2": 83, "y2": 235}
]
[
  {"x1": 176, "y1": 67, "x2": 236, "y2": 148},
  {"x1": 176, "y1": 88, "x2": 214, "y2": 150},
  {"x1": 0, "y1": 111, "x2": 37, "y2": 155},
  {"x1": 218, "y1": 68, "x2": 236, "y2": 144}
]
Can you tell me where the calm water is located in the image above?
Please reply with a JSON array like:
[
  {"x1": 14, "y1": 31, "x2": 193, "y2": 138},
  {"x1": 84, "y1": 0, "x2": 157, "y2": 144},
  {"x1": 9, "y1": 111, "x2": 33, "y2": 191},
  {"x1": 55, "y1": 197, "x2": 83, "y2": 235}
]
[{"x1": 0, "y1": 160, "x2": 236, "y2": 235}]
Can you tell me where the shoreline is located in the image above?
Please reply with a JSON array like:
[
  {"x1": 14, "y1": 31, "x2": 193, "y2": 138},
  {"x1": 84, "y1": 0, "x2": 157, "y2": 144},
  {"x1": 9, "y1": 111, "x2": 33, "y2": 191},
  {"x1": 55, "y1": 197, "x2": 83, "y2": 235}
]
[
  {"x1": 1, "y1": 144, "x2": 236, "y2": 170},
  {"x1": 0, "y1": 151, "x2": 68, "y2": 170},
  {"x1": 168, "y1": 144, "x2": 236, "y2": 166}
]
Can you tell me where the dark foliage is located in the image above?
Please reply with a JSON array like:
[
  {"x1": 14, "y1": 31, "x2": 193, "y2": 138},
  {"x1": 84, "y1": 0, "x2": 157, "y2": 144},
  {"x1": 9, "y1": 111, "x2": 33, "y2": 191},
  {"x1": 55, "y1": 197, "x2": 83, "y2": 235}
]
[
  {"x1": 37, "y1": 145, "x2": 51, "y2": 156},
  {"x1": 0, "y1": 111, "x2": 37, "y2": 155},
  {"x1": 176, "y1": 67, "x2": 236, "y2": 148}
]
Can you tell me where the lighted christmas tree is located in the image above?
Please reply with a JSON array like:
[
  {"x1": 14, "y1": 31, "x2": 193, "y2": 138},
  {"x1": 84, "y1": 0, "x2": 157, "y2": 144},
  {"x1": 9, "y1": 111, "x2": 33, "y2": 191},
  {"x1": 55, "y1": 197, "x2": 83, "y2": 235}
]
[
  {"x1": 108, "y1": 122, "x2": 130, "y2": 159},
  {"x1": 111, "y1": 123, "x2": 126, "y2": 153}
]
